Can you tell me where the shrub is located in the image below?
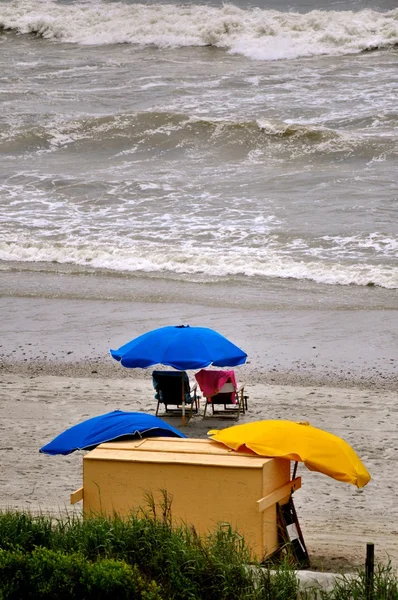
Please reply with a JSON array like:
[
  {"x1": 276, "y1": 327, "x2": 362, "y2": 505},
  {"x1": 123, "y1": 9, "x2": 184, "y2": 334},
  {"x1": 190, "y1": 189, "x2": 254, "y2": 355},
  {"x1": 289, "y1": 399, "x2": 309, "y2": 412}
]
[{"x1": 0, "y1": 547, "x2": 163, "y2": 600}]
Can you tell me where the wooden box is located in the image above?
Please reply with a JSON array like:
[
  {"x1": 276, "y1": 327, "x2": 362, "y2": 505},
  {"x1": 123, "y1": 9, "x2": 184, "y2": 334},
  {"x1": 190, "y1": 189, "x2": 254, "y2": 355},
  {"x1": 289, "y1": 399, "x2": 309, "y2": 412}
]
[{"x1": 71, "y1": 437, "x2": 300, "y2": 560}]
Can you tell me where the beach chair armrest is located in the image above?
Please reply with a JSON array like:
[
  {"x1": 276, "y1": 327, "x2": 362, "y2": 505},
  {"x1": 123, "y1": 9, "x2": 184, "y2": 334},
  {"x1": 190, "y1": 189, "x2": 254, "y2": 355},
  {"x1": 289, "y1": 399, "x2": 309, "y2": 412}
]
[{"x1": 236, "y1": 384, "x2": 248, "y2": 411}]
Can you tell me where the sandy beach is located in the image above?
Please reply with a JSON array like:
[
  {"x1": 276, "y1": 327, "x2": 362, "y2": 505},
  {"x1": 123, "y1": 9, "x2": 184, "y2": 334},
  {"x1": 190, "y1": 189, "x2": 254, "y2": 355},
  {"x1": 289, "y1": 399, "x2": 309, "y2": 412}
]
[
  {"x1": 1, "y1": 284, "x2": 397, "y2": 573},
  {"x1": 1, "y1": 0, "x2": 398, "y2": 582}
]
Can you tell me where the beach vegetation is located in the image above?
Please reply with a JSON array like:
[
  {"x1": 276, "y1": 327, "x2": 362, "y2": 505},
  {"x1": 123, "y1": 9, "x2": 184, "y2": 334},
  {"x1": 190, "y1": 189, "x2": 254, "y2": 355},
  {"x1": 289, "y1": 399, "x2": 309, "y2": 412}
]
[
  {"x1": 0, "y1": 509, "x2": 397, "y2": 599},
  {"x1": 0, "y1": 506, "x2": 296, "y2": 600},
  {"x1": 0, "y1": 546, "x2": 161, "y2": 600},
  {"x1": 300, "y1": 561, "x2": 398, "y2": 599}
]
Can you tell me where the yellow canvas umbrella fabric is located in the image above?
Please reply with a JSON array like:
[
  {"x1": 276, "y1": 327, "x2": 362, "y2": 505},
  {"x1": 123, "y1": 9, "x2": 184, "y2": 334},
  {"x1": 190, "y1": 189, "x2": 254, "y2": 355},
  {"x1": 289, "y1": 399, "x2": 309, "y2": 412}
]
[{"x1": 208, "y1": 420, "x2": 371, "y2": 488}]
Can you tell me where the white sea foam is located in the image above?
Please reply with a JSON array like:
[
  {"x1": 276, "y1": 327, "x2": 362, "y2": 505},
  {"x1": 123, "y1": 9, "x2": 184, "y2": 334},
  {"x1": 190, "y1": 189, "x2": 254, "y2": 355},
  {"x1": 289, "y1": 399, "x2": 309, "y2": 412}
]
[
  {"x1": 0, "y1": 240, "x2": 396, "y2": 289},
  {"x1": 322, "y1": 233, "x2": 398, "y2": 257},
  {"x1": 0, "y1": 1, "x2": 397, "y2": 60}
]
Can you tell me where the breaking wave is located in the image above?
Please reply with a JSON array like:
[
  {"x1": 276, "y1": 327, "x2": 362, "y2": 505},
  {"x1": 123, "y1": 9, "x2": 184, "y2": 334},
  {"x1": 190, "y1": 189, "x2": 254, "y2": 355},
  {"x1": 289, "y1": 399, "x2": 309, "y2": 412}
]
[
  {"x1": 1, "y1": 1, "x2": 398, "y2": 60},
  {"x1": 0, "y1": 239, "x2": 397, "y2": 289},
  {"x1": 2, "y1": 112, "x2": 397, "y2": 160}
]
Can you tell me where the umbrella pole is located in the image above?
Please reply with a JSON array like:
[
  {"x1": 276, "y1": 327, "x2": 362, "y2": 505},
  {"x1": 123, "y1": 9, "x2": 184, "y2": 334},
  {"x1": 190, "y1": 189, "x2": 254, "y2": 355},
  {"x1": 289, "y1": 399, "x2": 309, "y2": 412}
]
[
  {"x1": 181, "y1": 372, "x2": 186, "y2": 427},
  {"x1": 292, "y1": 461, "x2": 298, "y2": 480}
]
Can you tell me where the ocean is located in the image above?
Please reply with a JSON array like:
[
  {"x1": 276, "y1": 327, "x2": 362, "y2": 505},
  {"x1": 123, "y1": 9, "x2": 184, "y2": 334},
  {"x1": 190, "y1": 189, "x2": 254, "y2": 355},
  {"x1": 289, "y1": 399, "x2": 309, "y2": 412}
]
[{"x1": 0, "y1": 0, "x2": 397, "y2": 312}]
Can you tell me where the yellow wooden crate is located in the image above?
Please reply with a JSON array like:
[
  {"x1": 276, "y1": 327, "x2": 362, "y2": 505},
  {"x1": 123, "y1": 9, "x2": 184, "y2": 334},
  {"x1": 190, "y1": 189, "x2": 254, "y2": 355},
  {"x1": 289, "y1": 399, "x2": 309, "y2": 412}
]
[{"x1": 71, "y1": 437, "x2": 300, "y2": 560}]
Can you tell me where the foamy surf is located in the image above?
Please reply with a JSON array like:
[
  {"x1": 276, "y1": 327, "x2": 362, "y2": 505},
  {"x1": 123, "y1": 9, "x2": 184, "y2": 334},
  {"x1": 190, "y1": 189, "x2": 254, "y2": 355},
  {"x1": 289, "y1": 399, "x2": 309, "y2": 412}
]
[
  {"x1": 0, "y1": 1, "x2": 397, "y2": 60},
  {"x1": 0, "y1": 240, "x2": 396, "y2": 289}
]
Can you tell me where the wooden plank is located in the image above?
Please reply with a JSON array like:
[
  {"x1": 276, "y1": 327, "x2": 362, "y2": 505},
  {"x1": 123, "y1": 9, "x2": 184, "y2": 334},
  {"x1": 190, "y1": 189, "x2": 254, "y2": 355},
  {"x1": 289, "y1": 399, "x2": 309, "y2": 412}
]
[
  {"x1": 70, "y1": 487, "x2": 83, "y2": 505},
  {"x1": 257, "y1": 477, "x2": 301, "y2": 512},
  {"x1": 99, "y1": 438, "x2": 256, "y2": 457},
  {"x1": 84, "y1": 449, "x2": 270, "y2": 469}
]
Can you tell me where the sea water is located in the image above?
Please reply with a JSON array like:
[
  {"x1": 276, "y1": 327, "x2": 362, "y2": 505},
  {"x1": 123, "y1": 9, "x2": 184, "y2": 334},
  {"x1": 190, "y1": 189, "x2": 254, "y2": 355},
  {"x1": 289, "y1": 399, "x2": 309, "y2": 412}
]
[{"x1": 0, "y1": 0, "x2": 397, "y2": 307}]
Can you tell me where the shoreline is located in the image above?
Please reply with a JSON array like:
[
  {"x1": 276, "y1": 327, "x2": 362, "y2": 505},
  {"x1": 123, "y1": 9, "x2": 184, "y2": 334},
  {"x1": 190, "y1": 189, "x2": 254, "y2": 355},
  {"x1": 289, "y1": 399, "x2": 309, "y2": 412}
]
[
  {"x1": 1, "y1": 293, "x2": 397, "y2": 393},
  {"x1": 1, "y1": 357, "x2": 397, "y2": 391}
]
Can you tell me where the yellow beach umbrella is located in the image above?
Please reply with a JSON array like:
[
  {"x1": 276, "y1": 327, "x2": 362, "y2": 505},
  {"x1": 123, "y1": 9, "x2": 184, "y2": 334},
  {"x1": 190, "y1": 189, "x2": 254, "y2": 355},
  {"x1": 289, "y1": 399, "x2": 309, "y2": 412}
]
[{"x1": 208, "y1": 420, "x2": 371, "y2": 488}]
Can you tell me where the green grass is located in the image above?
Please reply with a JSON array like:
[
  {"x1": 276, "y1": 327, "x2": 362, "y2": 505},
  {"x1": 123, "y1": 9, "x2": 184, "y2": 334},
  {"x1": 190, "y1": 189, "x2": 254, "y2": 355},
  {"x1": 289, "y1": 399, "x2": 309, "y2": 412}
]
[
  {"x1": 0, "y1": 505, "x2": 397, "y2": 599},
  {"x1": 300, "y1": 563, "x2": 398, "y2": 600}
]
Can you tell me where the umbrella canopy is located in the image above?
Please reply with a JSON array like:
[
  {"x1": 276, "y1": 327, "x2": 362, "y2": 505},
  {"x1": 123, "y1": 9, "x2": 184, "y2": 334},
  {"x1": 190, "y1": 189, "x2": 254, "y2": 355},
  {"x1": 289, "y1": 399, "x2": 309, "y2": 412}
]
[
  {"x1": 40, "y1": 410, "x2": 186, "y2": 456},
  {"x1": 208, "y1": 420, "x2": 371, "y2": 488},
  {"x1": 110, "y1": 325, "x2": 247, "y2": 370}
]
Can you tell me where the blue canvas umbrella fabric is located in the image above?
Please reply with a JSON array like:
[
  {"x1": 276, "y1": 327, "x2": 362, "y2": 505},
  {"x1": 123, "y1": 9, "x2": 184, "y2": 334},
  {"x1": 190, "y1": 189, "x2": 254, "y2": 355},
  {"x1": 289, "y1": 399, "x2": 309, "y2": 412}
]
[
  {"x1": 40, "y1": 410, "x2": 186, "y2": 456},
  {"x1": 110, "y1": 325, "x2": 247, "y2": 370}
]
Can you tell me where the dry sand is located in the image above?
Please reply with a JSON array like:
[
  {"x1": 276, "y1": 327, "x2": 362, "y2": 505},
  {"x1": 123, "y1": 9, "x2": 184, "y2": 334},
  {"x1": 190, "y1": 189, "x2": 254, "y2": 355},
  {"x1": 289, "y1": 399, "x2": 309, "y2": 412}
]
[
  {"x1": 1, "y1": 361, "x2": 397, "y2": 573},
  {"x1": 0, "y1": 285, "x2": 397, "y2": 572}
]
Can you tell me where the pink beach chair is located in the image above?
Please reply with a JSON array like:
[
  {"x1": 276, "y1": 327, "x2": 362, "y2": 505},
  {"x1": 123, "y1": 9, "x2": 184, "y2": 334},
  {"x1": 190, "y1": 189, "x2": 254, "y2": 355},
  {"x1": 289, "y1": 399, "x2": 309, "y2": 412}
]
[{"x1": 195, "y1": 369, "x2": 248, "y2": 419}]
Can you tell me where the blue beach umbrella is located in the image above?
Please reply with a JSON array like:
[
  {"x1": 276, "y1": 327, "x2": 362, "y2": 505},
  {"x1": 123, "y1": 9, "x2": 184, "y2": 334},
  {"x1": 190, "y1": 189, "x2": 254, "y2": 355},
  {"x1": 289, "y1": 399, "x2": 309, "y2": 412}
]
[
  {"x1": 110, "y1": 325, "x2": 247, "y2": 371},
  {"x1": 40, "y1": 410, "x2": 186, "y2": 456}
]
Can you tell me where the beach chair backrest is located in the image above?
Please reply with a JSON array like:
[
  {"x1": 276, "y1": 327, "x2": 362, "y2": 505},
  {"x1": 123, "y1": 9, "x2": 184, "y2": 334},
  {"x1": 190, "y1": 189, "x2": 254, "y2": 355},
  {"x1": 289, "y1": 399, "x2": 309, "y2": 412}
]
[
  {"x1": 218, "y1": 382, "x2": 235, "y2": 394},
  {"x1": 152, "y1": 371, "x2": 192, "y2": 404},
  {"x1": 195, "y1": 369, "x2": 238, "y2": 403}
]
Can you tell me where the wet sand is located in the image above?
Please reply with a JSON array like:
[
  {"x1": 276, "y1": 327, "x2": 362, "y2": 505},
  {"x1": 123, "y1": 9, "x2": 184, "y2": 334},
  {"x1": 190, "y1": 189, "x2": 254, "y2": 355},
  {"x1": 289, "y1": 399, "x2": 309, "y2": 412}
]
[{"x1": 0, "y1": 289, "x2": 397, "y2": 572}]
